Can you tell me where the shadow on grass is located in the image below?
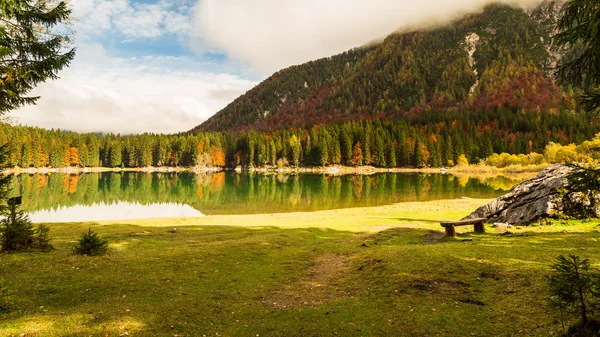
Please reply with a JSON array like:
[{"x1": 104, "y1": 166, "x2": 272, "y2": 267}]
[{"x1": 394, "y1": 217, "x2": 446, "y2": 224}]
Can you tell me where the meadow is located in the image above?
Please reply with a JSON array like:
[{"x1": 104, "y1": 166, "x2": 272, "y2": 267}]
[{"x1": 1, "y1": 198, "x2": 599, "y2": 336}]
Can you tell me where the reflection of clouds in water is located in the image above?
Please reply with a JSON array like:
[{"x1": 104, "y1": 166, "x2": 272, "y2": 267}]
[{"x1": 29, "y1": 202, "x2": 204, "y2": 223}]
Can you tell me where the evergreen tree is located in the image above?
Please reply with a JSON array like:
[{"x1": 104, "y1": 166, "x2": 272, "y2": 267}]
[
  {"x1": 317, "y1": 138, "x2": 328, "y2": 166},
  {"x1": 20, "y1": 139, "x2": 31, "y2": 168},
  {"x1": 374, "y1": 136, "x2": 386, "y2": 167},
  {"x1": 0, "y1": 0, "x2": 75, "y2": 114},
  {"x1": 332, "y1": 140, "x2": 342, "y2": 165},
  {"x1": 289, "y1": 135, "x2": 301, "y2": 167},
  {"x1": 341, "y1": 128, "x2": 353, "y2": 165},
  {"x1": 109, "y1": 143, "x2": 122, "y2": 168},
  {"x1": 388, "y1": 142, "x2": 397, "y2": 168},
  {"x1": 413, "y1": 139, "x2": 425, "y2": 167},
  {"x1": 31, "y1": 137, "x2": 42, "y2": 167},
  {"x1": 555, "y1": 0, "x2": 600, "y2": 113},
  {"x1": 87, "y1": 136, "x2": 100, "y2": 167},
  {"x1": 269, "y1": 139, "x2": 277, "y2": 165},
  {"x1": 548, "y1": 254, "x2": 599, "y2": 331}
]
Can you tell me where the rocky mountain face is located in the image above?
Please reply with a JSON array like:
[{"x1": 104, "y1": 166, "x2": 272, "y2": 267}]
[{"x1": 193, "y1": 1, "x2": 576, "y2": 133}]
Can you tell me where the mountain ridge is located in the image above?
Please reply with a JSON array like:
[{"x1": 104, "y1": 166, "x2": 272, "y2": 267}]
[{"x1": 192, "y1": 1, "x2": 573, "y2": 133}]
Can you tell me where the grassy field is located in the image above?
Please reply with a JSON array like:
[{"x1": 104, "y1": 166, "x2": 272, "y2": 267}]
[{"x1": 1, "y1": 199, "x2": 599, "y2": 336}]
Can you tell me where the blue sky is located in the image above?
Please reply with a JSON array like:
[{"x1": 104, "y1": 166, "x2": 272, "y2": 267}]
[{"x1": 10, "y1": 0, "x2": 542, "y2": 134}]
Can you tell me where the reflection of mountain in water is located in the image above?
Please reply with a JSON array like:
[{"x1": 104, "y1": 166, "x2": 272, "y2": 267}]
[
  {"x1": 9, "y1": 172, "x2": 524, "y2": 216},
  {"x1": 29, "y1": 202, "x2": 204, "y2": 223}
]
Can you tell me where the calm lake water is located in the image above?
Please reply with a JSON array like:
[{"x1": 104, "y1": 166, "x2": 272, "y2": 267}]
[{"x1": 8, "y1": 171, "x2": 522, "y2": 222}]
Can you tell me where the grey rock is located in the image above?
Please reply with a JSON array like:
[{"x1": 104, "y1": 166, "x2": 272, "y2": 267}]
[
  {"x1": 492, "y1": 223, "x2": 515, "y2": 231},
  {"x1": 463, "y1": 164, "x2": 599, "y2": 225}
]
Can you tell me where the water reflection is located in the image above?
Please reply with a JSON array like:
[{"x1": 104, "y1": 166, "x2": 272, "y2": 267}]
[
  {"x1": 8, "y1": 171, "x2": 524, "y2": 221},
  {"x1": 29, "y1": 202, "x2": 204, "y2": 223}
]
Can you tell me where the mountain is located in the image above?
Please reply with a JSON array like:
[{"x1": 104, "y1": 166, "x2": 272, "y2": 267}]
[{"x1": 192, "y1": 1, "x2": 578, "y2": 133}]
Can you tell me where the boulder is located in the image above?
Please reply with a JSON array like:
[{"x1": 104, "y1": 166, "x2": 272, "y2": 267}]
[{"x1": 463, "y1": 164, "x2": 600, "y2": 225}]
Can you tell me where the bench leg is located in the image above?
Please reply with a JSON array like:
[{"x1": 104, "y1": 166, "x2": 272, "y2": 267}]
[
  {"x1": 445, "y1": 225, "x2": 456, "y2": 237},
  {"x1": 474, "y1": 222, "x2": 485, "y2": 233}
]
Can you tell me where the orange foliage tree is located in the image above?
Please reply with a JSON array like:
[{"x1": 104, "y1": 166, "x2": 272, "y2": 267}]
[
  {"x1": 210, "y1": 145, "x2": 226, "y2": 167},
  {"x1": 69, "y1": 147, "x2": 79, "y2": 167}
]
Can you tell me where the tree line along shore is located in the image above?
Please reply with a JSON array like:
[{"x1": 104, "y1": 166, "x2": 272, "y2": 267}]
[{"x1": 1, "y1": 117, "x2": 598, "y2": 172}]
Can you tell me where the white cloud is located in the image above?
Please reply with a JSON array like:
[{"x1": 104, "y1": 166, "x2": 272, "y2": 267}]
[
  {"x1": 192, "y1": 0, "x2": 544, "y2": 74},
  {"x1": 10, "y1": 43, "x2": 256, "y2": 134},
  {"x1": 74, "y1": 0, "x2": 192, "y2": 40}
]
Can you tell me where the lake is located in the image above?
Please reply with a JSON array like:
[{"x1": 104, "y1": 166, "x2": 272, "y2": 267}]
[{"x1": 7, "y1": 171, "x2": 523, "y2": 222}]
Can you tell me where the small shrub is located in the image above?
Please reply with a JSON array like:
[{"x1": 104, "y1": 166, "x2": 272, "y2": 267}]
[
  {"x1": 548, "y1": 254, "x2": 600, "y2": 336},
  {"x1": 74, "y1": 228, "x2": 108, "y2": 256},
  {"x1": 33, "y1": 224, "x2": 53, "y2": 252},
  {"x1": 0, "y1": 207, "x2": 52, "y2": 252}
]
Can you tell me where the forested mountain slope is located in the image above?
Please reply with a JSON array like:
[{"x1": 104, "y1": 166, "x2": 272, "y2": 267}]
[{"x1": 193, "y1": 2, "x2": 578, "y2": 133}]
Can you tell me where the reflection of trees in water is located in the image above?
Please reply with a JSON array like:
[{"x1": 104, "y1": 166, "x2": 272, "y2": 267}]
[
  {"x1": 9, "y1": 172, "x2": 519, "y2": 215},
  {"x1": 209, "y1": 172, "x2": 226, "y2": 193}
]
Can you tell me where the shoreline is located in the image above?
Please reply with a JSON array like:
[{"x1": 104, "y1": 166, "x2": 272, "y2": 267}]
[
  {"x1": 1, "y1": 163, "x2": 546, "y2": 176},
  {"x1": 1, "y1": 166, "x2": 224, "y2": 175}
]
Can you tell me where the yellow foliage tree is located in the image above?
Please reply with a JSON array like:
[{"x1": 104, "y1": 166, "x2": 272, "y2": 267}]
[{"x1": 457, "y1": 154, "x2": 469, "y2": 166}]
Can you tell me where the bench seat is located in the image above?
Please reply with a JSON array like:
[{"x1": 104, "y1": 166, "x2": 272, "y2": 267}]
[{"x1": 441, "y1": 218, "x2": 487, "y2": 237}]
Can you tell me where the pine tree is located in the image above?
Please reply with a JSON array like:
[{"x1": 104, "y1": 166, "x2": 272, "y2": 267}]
[
  {"x1": 548, "y1": 254, "x2": 599, "y2": 331},
  {"x1": 87, "y1": 136, "x2": 100, "y2": 167},
  {"x1": 318, "y1": 138, "x2": 328, "y2": 166},
  {"x1": 20, "y1": 139, "x2": 31, "y2": 168},
  {"x1": 153, "y1": 138, "x2": 167, "y2": 167},
  {"x1": 341, "y1": 128, "x2": 353, "y2": 165},
  {"x1": 555, "y1": 0, "x2": 600, "y2": 114},
  {"x1": 269, "y1": 139, "x2": 277, "y2": 165},
  {"x1": 413, "y1": 139, "x2": 425, "y2": 167},
  {"x1": 0, "y1": 1, "x2": 75, "y2": 114},
  {"x1": 374, "y1": 136, "x2": 386, "y2": 167},
  {"x1": 332, "y1": 140, "x2": 342, "y2": 165},
  {"x1": 388, "y1": 142, "x2": 397, "y2": 168},
  {"x1": 109, "y1": 143, "x2": 122, "y2": 168},
  {"x1": 289, "y1": 135, "x2": 301, "y2": 167}
]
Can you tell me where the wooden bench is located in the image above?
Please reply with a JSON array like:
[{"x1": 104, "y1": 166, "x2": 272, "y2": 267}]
[{"x1": 440, "y1": 218, "x2": 487, "y2": 237}]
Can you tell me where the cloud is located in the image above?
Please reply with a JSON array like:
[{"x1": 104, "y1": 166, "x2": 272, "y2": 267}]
[
  {"x1": 10, "y1": 43, "x2": 256, "y2": 134},
  {"x1": 192, "y1": 0, "x2": 544, "y2": 74},
  {"x1": 74, "y1": 0, "x2": 193, "y2": 40}
]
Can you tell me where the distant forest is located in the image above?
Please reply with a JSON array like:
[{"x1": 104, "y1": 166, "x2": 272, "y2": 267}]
[{"x1": 2, "y1": 105, "x2": 597, "y2": 169}]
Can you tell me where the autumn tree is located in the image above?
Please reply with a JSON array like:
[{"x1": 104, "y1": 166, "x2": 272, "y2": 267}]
[
  {"x1": 69, "y1": 147, "x2": 78, "y2": 167},
  {"x1": 209, "y1": 145, "x2": 226, "y2": 167},
  {"x1": 457, "y1": 154, "x2": 469, "y2": 166}
]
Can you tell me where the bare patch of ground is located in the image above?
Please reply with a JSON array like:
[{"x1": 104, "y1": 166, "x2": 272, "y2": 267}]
[
  {"x1": 263, "y1": 254, "x2": 350, "y2": 309},
  {"x1": 424, "y1": 230, "x2": 446, "y2": 243}
]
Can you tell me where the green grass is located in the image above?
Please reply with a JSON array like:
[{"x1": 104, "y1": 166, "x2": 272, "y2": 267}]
[{"x1": 1, "y1": 199, "x2": 599, "y2": 336}]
